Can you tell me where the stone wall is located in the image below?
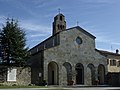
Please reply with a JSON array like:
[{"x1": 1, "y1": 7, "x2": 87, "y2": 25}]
[
  {"x1": 2, "y1": 67, "x2": 31, "y2": 86},
  {"x1": 29, "y1": 51, "x2": 44, "y2": 85},
  {"x1": 16, "y1": 67, "x2": 31, "y2": 85},
  {"x1": 107, "y1": 55, "x2": 120, "y2": 72}
]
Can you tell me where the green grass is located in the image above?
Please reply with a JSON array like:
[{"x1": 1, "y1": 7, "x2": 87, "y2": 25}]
[
  {"x1": 0, "y1": 85, "x2": 46, "y2": 88},
  {"x1": 0, "y1": 85, "x2": 67, "y2": 90}
]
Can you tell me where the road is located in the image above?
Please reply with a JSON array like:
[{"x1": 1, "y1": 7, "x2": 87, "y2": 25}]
[{"x1": 0, "y1": 87, "x2": 120, "y2": 90}]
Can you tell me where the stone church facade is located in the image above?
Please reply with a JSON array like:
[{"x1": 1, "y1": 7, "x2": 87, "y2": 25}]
[{"x1": 29, "y1": 13, "x2": 120, "y2": 86}]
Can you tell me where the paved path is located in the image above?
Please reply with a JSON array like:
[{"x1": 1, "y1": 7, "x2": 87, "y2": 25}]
[{"x1": 0, "y1": 87, "x2": 120, "y2": 90}]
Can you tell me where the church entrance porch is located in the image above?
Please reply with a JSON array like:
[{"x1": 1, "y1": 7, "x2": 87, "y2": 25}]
[
  {"x1": 75, "y1": 63, "x2": 84, "y2": 84},
  {"x1": 48, "y1": 61, "x2": 59, "y2": 85}
]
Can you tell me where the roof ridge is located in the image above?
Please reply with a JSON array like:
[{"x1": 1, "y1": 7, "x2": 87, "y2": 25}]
[
  {"x1": 66, "y1": 26, "x2": 96, "y2": 39},
  {"x1": 96, "y1": 49, "x2": 120, "y2": 56}
]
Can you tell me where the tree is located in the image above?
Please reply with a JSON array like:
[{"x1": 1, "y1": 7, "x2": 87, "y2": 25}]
[{"x1": 0, "y1": 18, "x2": 29, "y2": 66}]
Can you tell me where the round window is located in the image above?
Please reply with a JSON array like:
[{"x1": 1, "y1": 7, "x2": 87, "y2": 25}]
[{"x1": 76, "y1": 37, "x2": 82, "y2": 45}]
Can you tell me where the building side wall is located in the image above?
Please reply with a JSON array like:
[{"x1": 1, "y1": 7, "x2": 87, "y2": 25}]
[
  {"x1": 29, "y1": 52, "x2": 44, "y2": 85},
  {"x1": 29, "y1": 34, "x2": 60, "y2": 55},
  {"x1": 107, "y1": 55, "x2": 120, "y2": 72},
  {"x1": 108, "y1": 65, "x2": 120, "y2": 72},
  {"x1": 105, "y1": 54, "x2": 120, "y2": 86}
]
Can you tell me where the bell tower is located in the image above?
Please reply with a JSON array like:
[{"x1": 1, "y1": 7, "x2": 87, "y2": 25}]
[{"x1": 52, "y1": 13, "x2": 66, "y2": 35}]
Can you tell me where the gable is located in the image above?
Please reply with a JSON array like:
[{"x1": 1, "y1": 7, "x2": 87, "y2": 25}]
[
  {"x1": 29, "y1": 26, "x2": 96, "y2": 55},
  {"x1": 59, "y1": 26, "x2": 96, "y2": 54},
  {"x1": 66, "y1": 26, "x2": 96, "y2": 39}
]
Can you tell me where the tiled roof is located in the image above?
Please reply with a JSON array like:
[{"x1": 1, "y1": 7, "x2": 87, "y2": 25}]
[{"x1": 96, "y1": 49, "x2": 120, "y2": 56}]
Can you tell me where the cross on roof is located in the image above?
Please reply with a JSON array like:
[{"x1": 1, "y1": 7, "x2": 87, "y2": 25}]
[
  {"x1": 77, "y1": 21, "x2": 79, "y2": 26},
  {"x1": 58, "y1": 8, "x2": 61, "y2": 14}
]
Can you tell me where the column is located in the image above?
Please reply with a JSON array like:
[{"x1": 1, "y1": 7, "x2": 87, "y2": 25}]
[
  {"x1": 43, "y1": 61, "x2": 48, "y2": 84},
  {"x1": 72, "y1": 64, "x2": 76, "y2": 85},
  {"x1": 95, "y1": 66, "x2": 99, "y2": 85},
  {"x1": 59, "y1": 64, "x2": 67, "y2": 86}
]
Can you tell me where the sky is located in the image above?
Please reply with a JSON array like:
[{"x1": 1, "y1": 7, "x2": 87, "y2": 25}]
[{"x1": 0, "y1": 0, "x2": 120, "y2": 52}]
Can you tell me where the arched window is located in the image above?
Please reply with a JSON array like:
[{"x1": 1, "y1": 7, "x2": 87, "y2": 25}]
[
  {"x1": 57, "y1": 24, "x2": 59, "y2": 29},
  {"x1": 76, "y1": 37, "x2": 82, "y2": 45},
  {"x1": 63, "y1": 25, "x2": 64, "y2": 29},
  {"x1": 60, "y1": 16, "x2": 62, "y2": 21},
  {"x1": 55, "y1": 16, "x2": 58, "y2": 20},
  {"x1": 107, "y1": 59, "x2": 109, "y2": 65},
  {"x1": 60, "y1": 25, "x2": 62, "y2": 30}
]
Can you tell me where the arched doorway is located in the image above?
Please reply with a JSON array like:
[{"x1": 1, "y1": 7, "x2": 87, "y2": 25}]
[
  {"x1": 48, "y1": 61, "x2": 58, "y2": 85},
  {"x1": 87, "y1": 64, "x2": 95, "y2": 85},
  {"x1": 98, "y1": 64, "x2": 105, "y2": 85},
  {"x1": 63, "y1": 62, "x2": 72, "y2": 85},
  {"x1": 75, "y1": 63, "x2": 84, "y2": 84}
]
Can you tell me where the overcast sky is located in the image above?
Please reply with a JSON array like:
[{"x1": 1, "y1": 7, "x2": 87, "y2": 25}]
[{"x1": 0, "y1": 0, "x2": 120, "y2": 52}]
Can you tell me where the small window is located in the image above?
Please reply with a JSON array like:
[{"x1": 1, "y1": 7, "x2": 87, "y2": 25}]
[
  {"x1": 113, "y1": 60, "x2": 116, "y2": 66},
  {"x1": 110, "y1": 59, "x2": 116, "y2": 66},
  {"x1": 107, "y1": 59, "x2": 109, "y2": 65},
  {"x1": 55, "y1": 16, "x2": 58, "y2": 20},
  {"x1": 60, "y1": 25, "x2": 62, "y2": 30},
  {"x1": 110, "y1": 60, "x2": 112, "y2": 66},
  {"x1": 63, "y1": 25, "x2": 64, "y2": 29},
  {"x1": 117, "y1": 61, "x2": 120, "y2": 67},
  {"x1": 76, "y1": 37, "x2": 82, "y2": 45},
  {"x1": 57, "y1": 24, "x2": 60, "y2": 29}
]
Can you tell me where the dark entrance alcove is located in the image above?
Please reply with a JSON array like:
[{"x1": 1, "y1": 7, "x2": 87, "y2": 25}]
[
  {"x1": 48, "y1": 61, "x2": 59, "y2": 85},
  {"x1": 75, "y1": 63, "x2": 84, "y2": 84}
]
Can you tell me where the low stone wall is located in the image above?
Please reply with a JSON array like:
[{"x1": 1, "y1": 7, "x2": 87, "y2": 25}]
[
  {"x1": 1, "y1": 67, "x2": 31, "y2": 86},
  {"x1": 16, "y1": 67, "x2": 31, "y2": 85}
]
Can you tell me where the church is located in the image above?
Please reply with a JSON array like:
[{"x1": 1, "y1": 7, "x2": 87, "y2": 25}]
[{"x1": 29, "y1": 13, "x2": 120, "y2": 86}]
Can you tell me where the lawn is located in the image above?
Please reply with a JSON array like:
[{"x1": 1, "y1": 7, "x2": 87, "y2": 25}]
[
  {"x1": 0, "y1": 85, "x2": 67, "y2": 90},
  {"x1": 0, "y1": 85, "x2": 45, "y2": 88}
]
